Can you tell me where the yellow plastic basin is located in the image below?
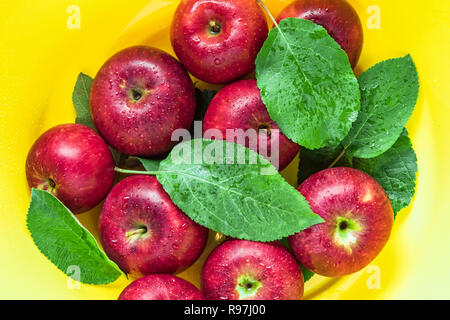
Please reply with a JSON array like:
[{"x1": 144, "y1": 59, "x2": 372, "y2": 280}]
[{"x1": 0, "y1": 0, "x2": 449, "y2": 299}]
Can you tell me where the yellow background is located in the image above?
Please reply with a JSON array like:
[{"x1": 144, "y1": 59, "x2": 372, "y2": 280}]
[{"x1": 0, "y1": 0, "x2": 449, "y2": 299}]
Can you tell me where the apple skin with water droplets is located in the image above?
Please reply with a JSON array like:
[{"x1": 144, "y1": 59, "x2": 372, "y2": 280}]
[
  {"x1": 99, "y1": 175, "x2": 209, "y2": 277},
  {"x1": 118, "y1": 274, "x2": 205, "y2": 300},
  {"x1": 202, "y1": 239, "x2": 304, "y2": 300},
  {"x1": 170, "y1": 0, "x2": 269, "y2": 84},
  {"x1": 276, "y1": 0, "x2": 363, "y2": 68},
  {"x1": 288, "y1": 167, "x2": 393, "y2": 277},
  {"x1": 89, "y1": 46, "x2": 196, "y2": 157},
  {"x1": 203, "y1": 79, "x2": 300, "y2": 171},
  {"x1": 25, "y1": 123, "x2": 115, "y2": 214}
]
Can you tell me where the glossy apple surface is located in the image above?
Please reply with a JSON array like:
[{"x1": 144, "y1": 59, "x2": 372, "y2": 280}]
[
  {"x1": 26, "y1": 123, "x2": 115, "y2": 214},
  {"x1": 99, "y1": 175, "x2": 208, "y2": 277},
  {"x1": 202, "y1": 240, "x2": 304, "y2": 300},
  {"x1": 118, "y1": 274, "x2": 205, "y2": 300},
  {"x1": 203, "y1": 80, "x2": 300, "y2": 171},
  {"x1": 276, "y1": 0, "x2": 363, "y2": 68},
  {"x1": 288, "y1": 167, "x2": 393, "y2": 277},
  {"x1": 90, "y1": 46, "x2": 196, "y2": 157},
  {"x1": 171, "y1": 0, "x2": 268, "y2": 84}
]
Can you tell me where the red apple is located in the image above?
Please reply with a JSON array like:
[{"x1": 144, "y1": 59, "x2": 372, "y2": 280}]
[
  {"x1": 99, "y1": 175, "x2": 208, "y2": 277},
  {"x1": 202, "y1": 240, "x2": 304, "y2": 300},
  {"x1": 118, "y1": 274, "x2": 205, "y2": 300},
  {"x1": 25, "y1": 124, "x2": 115, "y2": 214},
  {"x1": 90, "y1": 46, "x2": 196, "y2": 157},
  {"x1": 203, "y1": 79, "x2": 300, "y2": 171},
  {"x1": 170, "y1": 0, "x2": 268, "y2": 84},
  {"x1": 276, "y1": 0, "x2": 363, "y2": 68},
  {"x1": 288, "y1": 167, "x2": 393, "y2": 277}
]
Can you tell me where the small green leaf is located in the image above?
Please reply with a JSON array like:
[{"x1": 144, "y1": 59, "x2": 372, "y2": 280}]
[
  {"x1": 256, "y1": 18, "x2": 360, "y2": 149},
  {"x1": 27, "y1": 189, "x2": 122, "y2": 284},
  {"x1": 280, "y1": 237, "x2": 315, "y2": 282},
  {"x1": 353, "y1": 131, "x2": 418, "y2": 217},
  {"x1": 155, "y1": 139, "x2": 324, "y2": 241},
  {"x1": 343, "y1": 55, "x2": 419, "y2": 158},
  {"x1": 300, "y1": 265, "x2": 315, "y2": 282},
  {"x1": 139, "y1": 157, "x2": 161, "y2": 172},
  {"x1": 72, "y1": 72, "x2": 129, "y2": 166},
  {"x1": 72, "y1": 73, "x2": 95, "y2": 129}
]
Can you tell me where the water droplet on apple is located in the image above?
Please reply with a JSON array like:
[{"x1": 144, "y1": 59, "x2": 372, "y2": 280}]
[
  {"x1": 214, "y1": 58, "x2": 221, "y2": 65},
  {"x1": 180, "y1": 223, "x2": 188, "y2": 230}
]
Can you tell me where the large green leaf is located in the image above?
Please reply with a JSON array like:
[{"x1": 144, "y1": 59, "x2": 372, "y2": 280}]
[
  {"x1": 27, "y1": 189, "x2": 122, "y2": 284},
  {"x1": 146, "y1": 139, "x2": 323, "y2": 241},
  {"x1": 256, "y1": 18, "x2": 360, "y2": 149},
  {"x1": 343, "y1": 55, "x2": 419, "y2": 158}
]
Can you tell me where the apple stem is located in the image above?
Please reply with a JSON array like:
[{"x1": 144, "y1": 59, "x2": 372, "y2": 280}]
[
  {"x1": 126, "y1": 227, "x2": 147, "y2": 237},
  {"x1": 209, "y1": 21, "x2": 221, "y2": 34},
  {"x1": 328, "y1": 147, "x2": 348, "y2": 168},
  {"x1": 114, "y1": 167, "x2": 158, "y2": 176},
  {"x1": 256, "y1": 0, "x2": 279, "y2": 27}
]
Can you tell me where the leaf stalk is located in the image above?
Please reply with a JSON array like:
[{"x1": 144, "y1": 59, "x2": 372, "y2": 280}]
[{"x1": 114, "y1": 167, "x2": 158, "y2": 176}]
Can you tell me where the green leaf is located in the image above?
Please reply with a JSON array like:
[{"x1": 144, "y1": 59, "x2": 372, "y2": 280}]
[
  {"x1": 194, "y1": 88, "x2": 217, "y2": 121},
  {"x1": 72, "y1": 73, "x2": 95, "y2": 129},
  {"x1": 343, "y1": 55, "x2": 419, "y2": 158},
  {"x1": 300, "y1": 265, "x2": 315, "y2": 282},
  {"x1": 255, "y1": 18, "x2": 360, "y2": 149},
  {"x1": 155, "y1": 139, "x2": 324, "y2": 241},
  {"x1": 72, "y1": 72, "x2": 129, "y2": 166},
  {"x1": 139, "y1": 157, "x2": 161, "y2": 172},
  {"x1": 353, "y1": 131, "x2": 418, "y2": 217},
  {"x1": 27, "y1": 189, "x2": 122, "y2": 284}
]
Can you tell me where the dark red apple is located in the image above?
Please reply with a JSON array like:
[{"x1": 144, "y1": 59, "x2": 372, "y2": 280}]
[
  {"x1": 170, "y1": 0, "x2": 268, "y2": 84},
  {"x1": 90, "y1": 46, "x2": 196, "y2": 157},
  {"x1": 118, "y1": 274, "x2": 205, "y2": 300},
  {"x1": 288, "y1": 167, "x2": 393, "y2": 277},
  {"x1": 99, "y1": 175, "x2": 208, "y2": 277},
  {"x1": 202, "y1": 240, "x2": 304, "y2": 300},
  {"x1": 203, "y1": 79, "x2": 300, "y2": 171},
  {"x1": 25, "y1": 124, "x2": 115, "y2": 214},
  {"x1": 276, "y1": 0, "x2": 363, "y2": 68}
]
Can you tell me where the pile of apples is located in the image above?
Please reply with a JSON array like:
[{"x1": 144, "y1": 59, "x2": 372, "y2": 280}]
[{"x1": 25, "y1": 0, "x2": 394, "y2": 300}]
